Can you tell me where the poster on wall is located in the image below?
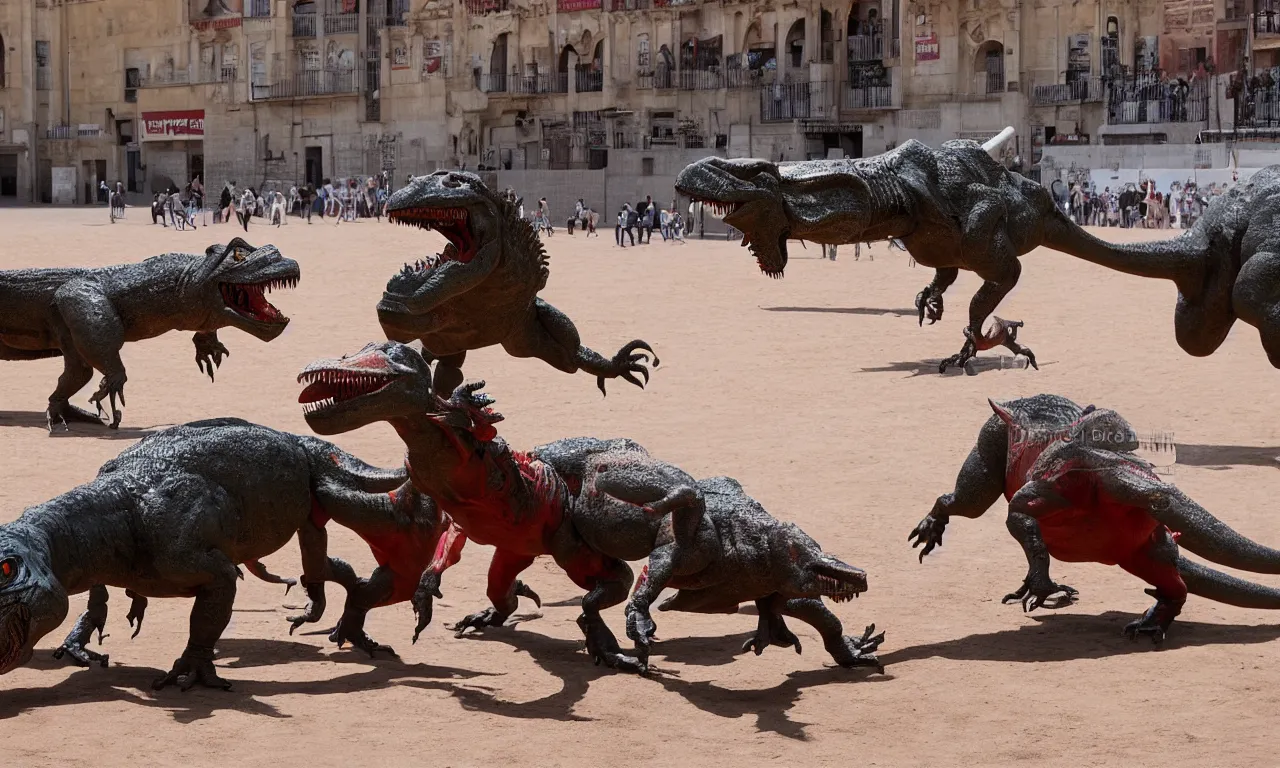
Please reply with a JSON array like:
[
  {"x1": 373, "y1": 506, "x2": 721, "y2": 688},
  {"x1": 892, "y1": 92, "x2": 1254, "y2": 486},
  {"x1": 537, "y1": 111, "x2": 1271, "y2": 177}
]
[
  {"x1": 1067, "y1": 33, "x2": 1090, "y2": 75},
  {"x1": 190, "y1": 0, "x2": 243, "y2": 29},
  {"x1": 914, "y1": 34, "x2": 940, "y2": 61},
  {"x1": 392, "y1": 44, "x2": 410, "y2": 70},
  {"x1": 141, "y1": 110, "x2": 205, "y2": 141},
  {"x1": 423, "y1": 40, "x2": 443, "y2": 76}
]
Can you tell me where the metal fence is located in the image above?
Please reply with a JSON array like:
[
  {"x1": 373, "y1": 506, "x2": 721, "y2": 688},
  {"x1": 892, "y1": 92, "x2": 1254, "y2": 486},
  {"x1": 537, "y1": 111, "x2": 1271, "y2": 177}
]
[
  {"x1": 1106, "y1": 77, "x2": 1208, "y2": 124},
  {"x1": 576, "y1": 69, "x2": 603, "y2": 92},
  {"x1": 45, "y1": 124, "x2": 105, "y2": 139},
  {"x1": 847, "y1": 34, "x2": 884, "y2": 62},
  {"x1": 324, "y1": 13, "x2": 358, "y2": 34},
  {"x1": 252, "y1": 69, "x2": 359, "y2": 100},
  {"x1": 292, "y1": 13, "x2": 317, "y2": 37},
  {"x1": 1031, "y1": 77, "x2": 1103, "y2": 105},
  {"x1": 842, "y1": 84, "x2": 894, "y2": 109},
  {"x1": 761, "y1": 82, "x2": 814, "y2": 121}
]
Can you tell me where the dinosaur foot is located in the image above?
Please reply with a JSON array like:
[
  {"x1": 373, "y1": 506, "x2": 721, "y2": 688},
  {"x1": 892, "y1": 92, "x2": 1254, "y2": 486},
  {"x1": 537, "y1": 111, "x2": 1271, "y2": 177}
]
[
  {"x1": 624, "y1": 602, "x2": 659, "y2": 654},
  {"x1": 286, "y1": 582, "x2": 326, "y2": 634},
  {"x1": 450, "y1": 607, "x2": 511, "y2": 637},
  {"x1": 915, "y1": 285, "x2": 943, "y2": 326},
  {"x1": 329, "y1": 612, "x2": 397, "y2": 657},
  {"x1": 46, "y1": 401, "x2": 106, "y2": 432},
  {"x1": 596, "y1": 340, "x2": 659, "y2": 395},
  {"x1": 1003, "y1": 579, "x2": 1078, "y2": 612},
  {"x1": 578, "y1": 613, "x2": 647, "y2": 673},
  {"x1": 938, "y1": 334, "x2": 978, "y2": 374},
  {"x1": 830, "y1": 624, "x2": 886, "y2": 672},
  {"x1": 53, "y1": 641, "x2": 109, "y2": 668},
  {"x1": 1123, "y1": 589, "x2": 1183, "y2": 644},
  {"x1": 152, "y1": 650, "x2": 233, "y2": 692},
  {"x1": 741, "y1": 610, "x2": 802, "y2": 656}
]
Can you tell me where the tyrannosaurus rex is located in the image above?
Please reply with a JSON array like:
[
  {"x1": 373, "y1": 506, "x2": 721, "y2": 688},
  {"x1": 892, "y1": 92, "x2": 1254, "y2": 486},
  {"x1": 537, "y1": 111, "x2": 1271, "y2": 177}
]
[
  {"x1": 909, "y1": 394, "x2": 1280, "y2": 642},
  {"x1": 0, "y1": 237, "x2": 298, "y2": 429},
  {"x1": 675, "y1": 129, "x2": 1207, "y2": 372},
  {"x1": 379, "y1": 171, "x2": 657, "y2": 396},
  {"x1": 299, "y1": 341, "x2": 885, "y2": 673},
  {"x1": 0, "y1": 418, "x2": 452, "y2": 690}
]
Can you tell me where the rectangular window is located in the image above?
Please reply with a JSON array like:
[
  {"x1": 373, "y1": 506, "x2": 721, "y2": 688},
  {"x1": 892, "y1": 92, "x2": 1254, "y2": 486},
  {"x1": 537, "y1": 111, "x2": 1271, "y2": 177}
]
[
  {"x1": 124, "y1": 67, "x2": 139, "y2": 103},
  {"x1": 36, "y1": 40, "x2": 51, "y2": 91}
]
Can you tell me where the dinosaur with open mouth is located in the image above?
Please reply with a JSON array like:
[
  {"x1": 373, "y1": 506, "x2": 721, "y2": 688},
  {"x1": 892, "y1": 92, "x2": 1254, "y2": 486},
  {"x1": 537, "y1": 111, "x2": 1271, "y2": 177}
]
[
  {"x1": 380, "y1": 171, "x2": 656, "y2": 397},
  {"x1": 0, "y1": 237, "x2": 298, "y2": 429}
]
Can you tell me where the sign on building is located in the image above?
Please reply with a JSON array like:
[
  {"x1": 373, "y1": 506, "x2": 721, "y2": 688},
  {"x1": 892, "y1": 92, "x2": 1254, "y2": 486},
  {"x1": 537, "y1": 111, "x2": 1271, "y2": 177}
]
[
  {"x1": 914, "y1": 34, "x2": 940, "y2": 61},
  {"x1": 140, "y1": 110, "x2": 205, "y2": 141}
]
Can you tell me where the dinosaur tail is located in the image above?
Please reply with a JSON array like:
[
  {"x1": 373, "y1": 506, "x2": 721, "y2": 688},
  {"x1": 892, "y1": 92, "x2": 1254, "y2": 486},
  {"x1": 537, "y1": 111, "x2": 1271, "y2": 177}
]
[
  {"x1": 1171, "y1": 510, "x2": 1280, "y2": 575},
  {"x1": 1178, "y1": 556, "x2": 1280, "y2": 609},
  {"x1": 1040, "y1": 204, "x2": 1201, "y2": 284}
]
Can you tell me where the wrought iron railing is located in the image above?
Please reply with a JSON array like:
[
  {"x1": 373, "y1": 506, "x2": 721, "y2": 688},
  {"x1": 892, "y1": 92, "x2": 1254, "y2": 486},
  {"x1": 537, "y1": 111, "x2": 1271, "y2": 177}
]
[
  {"x1": 842, "y1": 85, "x2": 894, "y2": 109},
  {"x1": 252, "y1": 69, "x2": 359, "y2": 100},
  {"x1": 1031, "y1": 77, "x2": 1103, "y2": 105},
  {"x1": 292, "y1": 13, "x2": 317, "y2": 36},
  {"x1": 45, "y1": 124, "x2": 105, "y2": 139},
  {"x1": 576, "y1": 69, "x2": 603, "y2": 92},
  {"x1": 324, "y1": 13, "x2": 358, "y2": 34},
  {"x1": 847, "y1": 34, "x2": 883, "y2": 62},
  {"x1": 1106, "y1": 77, "x2": 1208, "y2": 124}
]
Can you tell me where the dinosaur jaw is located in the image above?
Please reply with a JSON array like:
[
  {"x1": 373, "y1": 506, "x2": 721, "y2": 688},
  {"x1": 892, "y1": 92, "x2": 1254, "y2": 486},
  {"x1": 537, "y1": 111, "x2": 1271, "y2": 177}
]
[
  {"x1": 0, "y1": 602, "x2": 31, "y2": 675},
  {"x1": 218, "y1": 274, "x2": 296, "y2": 340},
  {"x1": 388, "y1": 206, "x2": 477, "y2": 266},
  {"x1": 298, "y1": 343, "x2": 434, "y2": 434}
]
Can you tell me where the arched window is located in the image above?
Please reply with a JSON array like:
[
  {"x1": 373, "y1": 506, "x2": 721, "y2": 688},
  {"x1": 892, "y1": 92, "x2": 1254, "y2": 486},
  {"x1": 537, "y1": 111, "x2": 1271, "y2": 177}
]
[
  {"x1": 975, "y1": 40, "x2": 1004, "y2": 94},
  {"x1": 785, "y1": 19, "x2": 805, "y2": 69}
]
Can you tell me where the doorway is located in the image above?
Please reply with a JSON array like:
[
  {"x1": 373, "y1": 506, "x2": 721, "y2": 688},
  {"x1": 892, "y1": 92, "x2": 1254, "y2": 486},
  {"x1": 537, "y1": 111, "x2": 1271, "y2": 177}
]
[
  {"x1": 305, "y1": 147, "x2": 323, "y2": 189},
  {"x1": 1, "y1": 153, "x2": 18, "y2": 197},
  {"x1": 190, "y1": 153, "x2": 204, "y2": 185}
]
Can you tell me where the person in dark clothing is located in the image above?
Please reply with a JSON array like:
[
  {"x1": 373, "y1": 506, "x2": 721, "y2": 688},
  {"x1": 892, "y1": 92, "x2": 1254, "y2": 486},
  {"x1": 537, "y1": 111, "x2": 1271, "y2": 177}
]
[{"x1": 625, "y1": 204, "x2": 640, "y2": 245}]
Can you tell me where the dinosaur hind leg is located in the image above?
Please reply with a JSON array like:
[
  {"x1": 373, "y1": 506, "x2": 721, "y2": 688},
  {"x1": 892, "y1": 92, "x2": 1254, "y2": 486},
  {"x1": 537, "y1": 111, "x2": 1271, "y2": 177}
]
[
  {"x1": 1117, "y1": 529, "x2": 1188, "y2": 644},
  {"x1": 46, "y1": 350, "x2": 101, "y2": 431},
  {"x1": 1233, "y1": 250, "x2": 1280, "y2": 367},
  {"x1": 939, "y1": 260, "x2": 1022, "y2": 374},
  {"x1": 556, "y1": 544, "x2": 643, "y2": 673}
]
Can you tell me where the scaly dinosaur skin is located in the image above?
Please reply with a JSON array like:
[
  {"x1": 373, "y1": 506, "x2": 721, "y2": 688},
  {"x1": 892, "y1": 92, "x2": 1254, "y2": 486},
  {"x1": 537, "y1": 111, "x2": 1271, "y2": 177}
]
[
  {"x1": 0, "y1": 418, "x2": 451, "y2": 690},
  {"x1": 300, "y1": 342, "x2": 884, "y2": 672},
  {"x1": 533, "y1": 439, "x2": 885, "y2": 671},
  {"x1": 0, "y1": 237, "x2": 298, "y2": 429},
  {"x1": 910, "y1": 394, "x2": 1280, "y2": 642},
  {"x1": 379, "y1": 171, "x2": 657, "y2": 396},
  {"x1": 675, "y1": 134, "x2": 1205, "y2": 372}
]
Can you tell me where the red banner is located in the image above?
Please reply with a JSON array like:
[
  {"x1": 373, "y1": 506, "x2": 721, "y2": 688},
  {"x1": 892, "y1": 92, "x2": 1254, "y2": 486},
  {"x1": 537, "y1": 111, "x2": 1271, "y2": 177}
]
[
  {"x1": 557, "y1": 0, "x2": 601, "y2": 10},
  {"x1": 141, "y1": 110, "x2": 205, "y2": 141},
  {"x1": 914, "y1": 34, "x2": 940, "y2": 61},
  {"x1": 191, "y1": 16, "x2": 241, "y2": 30}
]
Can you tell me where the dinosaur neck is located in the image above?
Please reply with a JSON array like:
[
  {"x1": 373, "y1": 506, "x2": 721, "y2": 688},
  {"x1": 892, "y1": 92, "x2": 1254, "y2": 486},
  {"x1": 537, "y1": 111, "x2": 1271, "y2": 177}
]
[
  {"x1": 11, "y1": 486, "x2": 127, "y2": 593},
  {"x1": 391, "y1": 412, "x2": 475, "y2": 498},
  {"x1": 1042, "y1": 212, "x2": 1199, "y2": 285}
]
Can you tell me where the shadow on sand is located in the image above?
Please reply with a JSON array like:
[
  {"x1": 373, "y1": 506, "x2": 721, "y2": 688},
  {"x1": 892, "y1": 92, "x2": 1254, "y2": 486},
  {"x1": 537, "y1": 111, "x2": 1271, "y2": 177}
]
[
  {"x1": 1175, "y1": 443, "x2": 1280, "y2": 471},
  {"x1": 761, "y1": 306, "x2": 918, "y2": 318},
  {"x1": 0, "y1": 410, "x2": 163, "y2": 439},
  {"x1": 856, "y1": 355, "x2": 1045, "y2": 378}
]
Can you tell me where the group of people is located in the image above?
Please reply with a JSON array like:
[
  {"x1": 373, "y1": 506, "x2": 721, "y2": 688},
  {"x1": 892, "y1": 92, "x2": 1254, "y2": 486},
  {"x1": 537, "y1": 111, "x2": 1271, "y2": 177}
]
[
  {"x1": 1062, "y1": 175, "x2": 1237, "y2": 230},
  {"x1": 212, "y1": 174, "x2": 394, "y2": 231},
  {"x1": 615, "y1": 196, "x2": 686, "y2": 247}
]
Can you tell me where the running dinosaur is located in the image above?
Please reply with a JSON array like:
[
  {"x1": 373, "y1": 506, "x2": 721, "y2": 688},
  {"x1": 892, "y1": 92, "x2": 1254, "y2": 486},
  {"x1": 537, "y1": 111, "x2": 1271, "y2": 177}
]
[
  {"x1": 910, "y1": 394, "x2": 1280, "y2": 642},
  {"x1": 300, "y1": 341, "x2": 885, "y2": 673},
  {"x1": 379, "y1": 170, "x2": 657, "y2": 396},
  {"x1": 0, "y1": 237, "x2": 298, "y2": 429},
  {"x1": 0, "y1": 418, "x2": 453, "y2": 690},
  {"x1": 676, "y1": 128, "x2": 1266, "y2": 372}
]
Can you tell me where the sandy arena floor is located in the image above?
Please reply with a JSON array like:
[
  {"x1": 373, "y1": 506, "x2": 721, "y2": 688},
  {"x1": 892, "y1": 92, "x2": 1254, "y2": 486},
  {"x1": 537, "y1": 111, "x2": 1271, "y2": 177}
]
[{"x1": 2, "y1": 207, "x2": 1279, "y2": 766}]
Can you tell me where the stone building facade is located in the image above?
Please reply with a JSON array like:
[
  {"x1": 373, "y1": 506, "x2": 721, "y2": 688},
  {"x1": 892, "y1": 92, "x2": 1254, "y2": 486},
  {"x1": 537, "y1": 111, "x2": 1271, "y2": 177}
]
[{"x1": 0, "y1": 0, "x2": 1267, "y2": 206}]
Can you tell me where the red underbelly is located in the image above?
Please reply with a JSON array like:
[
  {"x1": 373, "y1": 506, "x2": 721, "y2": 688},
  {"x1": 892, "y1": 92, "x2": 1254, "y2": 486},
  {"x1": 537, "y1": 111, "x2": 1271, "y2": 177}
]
[{"x1": 1038, "y1": 503, "x2": 1159, "y2": 565}]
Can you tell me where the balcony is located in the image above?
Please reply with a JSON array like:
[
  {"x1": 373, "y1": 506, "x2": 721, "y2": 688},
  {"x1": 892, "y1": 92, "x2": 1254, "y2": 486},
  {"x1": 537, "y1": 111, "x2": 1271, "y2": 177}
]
[
  {"x1": 464, "y1": 0, "x2": 509, "y2": 12},
  {"x1": 611, "y1": 0, "x2": 650, "y2": 8},
  {"x1": 842, "y1": 84, "x2": 894, "y2": 110},
  {"x1": 1256, "y1": 9, "x2": 1280, "y2": 37},
  {"x1": 252, "y1": 68, "x2": 358, "y2": 100},
  {"x1": 846, "y1": 34, "x2": 883, "y2": 62},
  {"x1": 678, "y1": 69, "x2": 721, "y2": 90},
  {"x1": 575, "y1": 69, "x2": 603, "y2": 92},
  {"x1": 636, "y1": 68, "x2": 674, "y2": 90},
  {"x1": 45, "y1": 124, "x2": 105, "y2": 139},
  {"x1": 245, "y1": 0, "x2": 271, "y2": 16},
  {"x1": 475, "y1": 72, "x2": 567, "y2": 95},
  {"x1": 325, "y1": 12, "x2": 358, "y2": 34},
  {"x1": 292, "y1": 13, "x2": 317, "y2": 36},
  {"x1": 140, "y1": 64, "x2": 237, "y2": 87},
  {"x1": 1031, "y1": 77, "x2": 1103, "y2": 106},
  {"x1": 761, "y1": 81, "x2": 837, "y2": 121},
  {"x1": 1106, "y1": 77, "x2": 1208, "y2": 125}
]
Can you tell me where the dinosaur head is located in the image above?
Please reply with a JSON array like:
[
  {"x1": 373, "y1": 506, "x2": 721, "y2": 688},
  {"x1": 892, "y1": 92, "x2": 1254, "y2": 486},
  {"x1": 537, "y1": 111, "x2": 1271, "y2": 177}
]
[
  {"x1": 0, "y1": 527, "x2": 69, "y2": 676},
  {"x1": 675, "y1": 157, "x2": 792, "y2": 277},
  {"x1": 299, "y1": 341, "x2": 436, "y2": 434},
  {"x1": 379, "y1": 171, "x2": 509, "y2": 337},
  {"x1": 196, "y1": 237, "x2": 299, "y2": 341},
  {"x1": 772, "y1": 523, "x2": 869, "y2": 602}
]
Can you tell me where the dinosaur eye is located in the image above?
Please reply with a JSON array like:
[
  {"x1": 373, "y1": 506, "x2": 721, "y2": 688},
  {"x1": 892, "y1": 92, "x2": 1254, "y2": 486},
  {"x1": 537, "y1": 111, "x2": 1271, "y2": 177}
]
[{"x1": 0, "y1": 558, "x2": 17, "y2": 584}]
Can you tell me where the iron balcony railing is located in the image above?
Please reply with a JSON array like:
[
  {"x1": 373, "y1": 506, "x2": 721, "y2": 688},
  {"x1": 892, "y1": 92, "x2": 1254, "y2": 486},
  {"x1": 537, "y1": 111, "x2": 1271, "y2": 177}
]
[
  {"x1": 1031, "y1": 77, "x2": 1103, "y2": 105},
  {"x1": 324, "y1": 13, "x2": 358, "y2": 34},
  {"x1": 292, "y1": 13, "x2": 317, "y2": 36},
  {"x1": 678, "y1": 69, "x2": 721, "y2": 90},
  {"x1": 611, "y1": 0, "x2": 650, "y2": 8},
  {"x1": 45, "y1": 124, "x2": 105, "y2": 139},
  {"x1": 986, "y1": 70, "x2": 1005, "y2": 94},
  {"x1": 761, "y1": 82, "x2": 813, "y2": 121},
  {"x1": 140, "y1": 64, "x2": 238, "y2": 87},
  {"x1": 575, "y1": 69, "x2": 603, "y2": 92},
  {"x1": 847, "y1": 34, "x2": 883, "y2": 62},
  {"x1": 464, "y1": 0, "x2": 509, "y2": 12},
  {"x1": 245, "y1": 0, "x2": 271, "y2": 16},
  {"x1": 1106, "y1": 77, "x2": 1208, "y2": 124},
  {"x1": 1255, "y1": 7, "x2": 1280, "y2": 36},
  {"x1": 635, "y1": 67, "x2": 674, "y2": 89},
  {"x1": 252, "y1": 69, "x2": 359, "y2": 100},
  {"x1": 475, "y1": 72, "x2": 566, "y2": 94},
  {"x1": 842, "y1": 84, "x2": 894, "y2": 109}
]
